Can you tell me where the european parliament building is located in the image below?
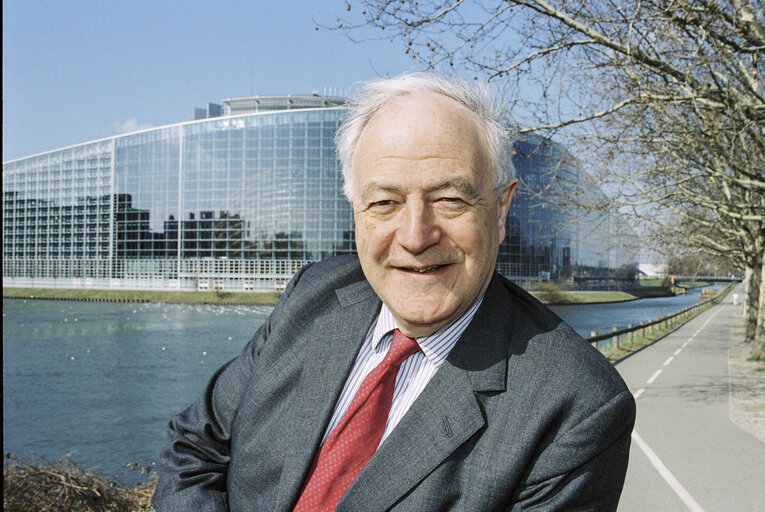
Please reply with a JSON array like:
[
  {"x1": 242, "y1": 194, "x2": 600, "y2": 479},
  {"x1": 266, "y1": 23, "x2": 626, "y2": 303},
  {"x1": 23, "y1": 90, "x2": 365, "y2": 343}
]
[{"x1": 3, "y1": 95, "x2": 635, "y2": 292}]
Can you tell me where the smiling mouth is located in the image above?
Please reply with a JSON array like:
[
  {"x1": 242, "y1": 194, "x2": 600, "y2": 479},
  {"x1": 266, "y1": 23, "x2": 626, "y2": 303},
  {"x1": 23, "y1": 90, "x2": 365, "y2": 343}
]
[{"x1": 397, "y1": 264, "x2": 447, "y2": 274}]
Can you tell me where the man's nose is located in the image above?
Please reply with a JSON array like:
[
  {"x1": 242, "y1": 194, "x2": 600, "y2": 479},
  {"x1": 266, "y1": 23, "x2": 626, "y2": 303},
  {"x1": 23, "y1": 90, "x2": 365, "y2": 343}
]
[{"x1": 395, "y1": 202, "x2": 441, "y2": 253}]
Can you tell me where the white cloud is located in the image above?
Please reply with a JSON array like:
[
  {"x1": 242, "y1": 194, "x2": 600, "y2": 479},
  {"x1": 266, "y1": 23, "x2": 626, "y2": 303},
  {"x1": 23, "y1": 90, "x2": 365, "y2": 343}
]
[{"x1": 111, "y1": 118, "x2": 154, "y2": 135}]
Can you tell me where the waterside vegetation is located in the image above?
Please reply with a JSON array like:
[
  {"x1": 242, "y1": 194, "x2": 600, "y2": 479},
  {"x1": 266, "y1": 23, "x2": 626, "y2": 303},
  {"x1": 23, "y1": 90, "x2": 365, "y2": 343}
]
[
  {"x1": 528, "y1": 281, "x2": 709, "y2": 305},
  {"x1": 2, "y1": 287, "x2": 280, "y2": 306},
  {"x1": 5, "y1": 281, "x2": 710, "y2": 307},
  {"x1": 2, "y1": 454, "x2": 156, "y2": 512}
]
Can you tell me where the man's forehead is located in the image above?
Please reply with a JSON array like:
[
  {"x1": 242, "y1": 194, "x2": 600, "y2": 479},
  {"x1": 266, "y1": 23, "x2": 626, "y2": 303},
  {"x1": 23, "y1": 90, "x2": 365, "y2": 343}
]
[
  {"x1": 356, "y1": 95, "x2": 487, "y2": 159},
  {"x1": 350, "y1": 91, "x2": 493, "y2": 202},
  {"x1": 367, "y1": 92, "x2": 478, "y2": 128}
]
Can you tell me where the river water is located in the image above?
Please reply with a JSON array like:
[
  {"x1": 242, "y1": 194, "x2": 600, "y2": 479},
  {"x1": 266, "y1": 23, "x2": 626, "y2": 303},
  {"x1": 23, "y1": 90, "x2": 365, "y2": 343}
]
[
  {"x1": 2, "y1": 299, "x2": 270, "y2": 482},
  {"x1": 550, "y1": 285, "x2": 723, "y2": 338},
  {"x1": 2, "y1": 287, "x2": 720, "y2": 480}
]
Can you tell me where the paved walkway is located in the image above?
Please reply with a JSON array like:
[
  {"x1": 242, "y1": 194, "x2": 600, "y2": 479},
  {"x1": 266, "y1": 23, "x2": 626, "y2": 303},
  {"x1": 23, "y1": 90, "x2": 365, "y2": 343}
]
[{"x1": 616, "y1": 283, "x2": 765, "y2": 511}]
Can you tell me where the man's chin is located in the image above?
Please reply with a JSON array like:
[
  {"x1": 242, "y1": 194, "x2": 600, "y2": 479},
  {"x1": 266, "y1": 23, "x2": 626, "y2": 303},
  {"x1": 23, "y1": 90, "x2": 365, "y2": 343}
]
[{"x1": 388, "y1": 301, "x2": 461, "y2": 337}]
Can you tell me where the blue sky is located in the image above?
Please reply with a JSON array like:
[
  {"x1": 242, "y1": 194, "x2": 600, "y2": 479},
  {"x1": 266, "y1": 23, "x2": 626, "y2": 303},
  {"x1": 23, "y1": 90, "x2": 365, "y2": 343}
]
[{"x1": 2, "y1": 1, "x2": 421, "y2": 161}]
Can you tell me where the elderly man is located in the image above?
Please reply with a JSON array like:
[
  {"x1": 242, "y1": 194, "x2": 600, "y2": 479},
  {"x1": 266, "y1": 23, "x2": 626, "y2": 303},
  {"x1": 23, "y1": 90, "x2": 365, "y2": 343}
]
[{"x1": 152, "y1": 73, "x2": 635, "y2": 511}]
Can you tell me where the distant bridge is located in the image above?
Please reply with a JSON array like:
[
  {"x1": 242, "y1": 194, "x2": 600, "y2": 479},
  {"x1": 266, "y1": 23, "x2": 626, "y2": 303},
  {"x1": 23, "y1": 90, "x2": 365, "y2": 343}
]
[{"x1": 673, "y1": 275, "x2": 743, "y2": 282}]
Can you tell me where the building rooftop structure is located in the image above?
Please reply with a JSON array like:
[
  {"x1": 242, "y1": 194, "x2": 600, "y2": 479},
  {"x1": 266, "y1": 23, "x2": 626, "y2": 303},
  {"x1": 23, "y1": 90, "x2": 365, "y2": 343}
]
[{"x1": 222, "y1": 94, "x2": 345, "y2": 115}]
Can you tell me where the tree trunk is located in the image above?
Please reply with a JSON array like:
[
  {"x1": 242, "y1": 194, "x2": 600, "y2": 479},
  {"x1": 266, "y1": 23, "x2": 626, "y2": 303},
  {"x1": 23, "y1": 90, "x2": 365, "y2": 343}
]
[
  {"x1": 744, "y1": 255, "x2": 762, "y2": 347},
  {"x1": 753, "y1": 254, "x2": 765, "y2": 360}
]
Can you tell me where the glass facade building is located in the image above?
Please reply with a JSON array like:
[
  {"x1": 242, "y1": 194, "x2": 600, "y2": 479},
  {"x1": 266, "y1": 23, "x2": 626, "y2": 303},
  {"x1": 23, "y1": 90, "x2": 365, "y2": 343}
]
[
  {"x1": 499, "y1": 135, "x2": 577, "y2": 281},
  {"x1": 3, "y1": 96, "x2": 635, "y2": 291}
]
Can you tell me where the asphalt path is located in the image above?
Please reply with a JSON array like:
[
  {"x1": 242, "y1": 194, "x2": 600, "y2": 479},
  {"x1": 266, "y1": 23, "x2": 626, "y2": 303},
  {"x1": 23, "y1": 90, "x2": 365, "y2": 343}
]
[{"x1": 615, "y1": 283, "x2": 765, "y2": 511}]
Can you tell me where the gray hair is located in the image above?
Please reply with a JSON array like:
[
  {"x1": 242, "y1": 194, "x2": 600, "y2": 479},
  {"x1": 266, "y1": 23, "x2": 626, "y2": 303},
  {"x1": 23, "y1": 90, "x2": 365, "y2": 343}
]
[{"x1": 336, "y1": 72, "x2": 516, "y2": 200}]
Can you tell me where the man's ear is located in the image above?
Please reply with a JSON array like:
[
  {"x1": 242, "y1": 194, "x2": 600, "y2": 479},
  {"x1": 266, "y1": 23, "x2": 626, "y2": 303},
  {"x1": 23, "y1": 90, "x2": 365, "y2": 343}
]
[
  {"x1": 497, "y1": 179, "x2": 518, "y2": 242},
  {"x1": 499, "y1": 179, "x2": 518, "y2": 221}
]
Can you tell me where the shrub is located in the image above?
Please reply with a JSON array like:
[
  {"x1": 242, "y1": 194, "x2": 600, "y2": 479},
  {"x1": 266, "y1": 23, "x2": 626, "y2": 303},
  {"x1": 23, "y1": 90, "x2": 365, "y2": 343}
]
[
  {"x1": 3, "y1": 454, "x2": 156, "y2": 512},
  {"x1": 534, "y1": 282, "x2": 569, "y2": 304}
]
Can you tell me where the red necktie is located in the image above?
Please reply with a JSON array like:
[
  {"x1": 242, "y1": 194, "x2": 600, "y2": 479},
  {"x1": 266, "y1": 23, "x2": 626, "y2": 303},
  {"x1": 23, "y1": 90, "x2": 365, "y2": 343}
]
[{"x1": 293, "y1": 329, "x2": 421, "y2": 512}]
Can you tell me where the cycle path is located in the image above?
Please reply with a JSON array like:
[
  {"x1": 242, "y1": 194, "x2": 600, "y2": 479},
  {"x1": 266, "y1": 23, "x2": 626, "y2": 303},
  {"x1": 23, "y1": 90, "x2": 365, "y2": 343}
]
[{"x1": 615, "y1": 284, "x2": 765, "y2": 511}]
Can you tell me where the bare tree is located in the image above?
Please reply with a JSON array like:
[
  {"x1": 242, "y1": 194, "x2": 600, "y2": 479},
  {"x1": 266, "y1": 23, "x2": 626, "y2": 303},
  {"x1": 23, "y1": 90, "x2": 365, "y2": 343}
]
[
  {"x1": 337, "y1": 0, "x2": 765, "y2": 358},
  {"x1": 667, "y1": 254, "x2": 704, "y2": 277}
]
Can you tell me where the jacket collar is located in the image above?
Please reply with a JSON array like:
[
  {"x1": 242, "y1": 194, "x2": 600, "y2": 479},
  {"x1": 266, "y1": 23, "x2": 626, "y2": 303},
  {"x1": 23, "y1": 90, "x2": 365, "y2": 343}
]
[{"x1": 334, "y1": 273, "x2": 510, "y2": 393}]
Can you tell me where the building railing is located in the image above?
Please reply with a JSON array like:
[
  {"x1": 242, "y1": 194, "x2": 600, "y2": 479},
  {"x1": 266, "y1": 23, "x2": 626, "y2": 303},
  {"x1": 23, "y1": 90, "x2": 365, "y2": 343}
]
[{"x1": 586, "y1": 283, "x2": 734, "y2": 348}]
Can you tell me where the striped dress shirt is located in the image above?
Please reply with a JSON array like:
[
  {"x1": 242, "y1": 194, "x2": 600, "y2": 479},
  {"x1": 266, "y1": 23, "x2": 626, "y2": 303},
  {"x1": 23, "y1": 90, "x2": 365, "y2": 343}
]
[{"x1": 321, "y1": 295, "x2": 485, "y2": 447}]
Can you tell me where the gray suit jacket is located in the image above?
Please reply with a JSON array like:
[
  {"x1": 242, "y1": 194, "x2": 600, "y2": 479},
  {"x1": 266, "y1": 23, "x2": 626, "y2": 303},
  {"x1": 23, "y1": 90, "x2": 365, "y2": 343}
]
[{"x1": 152, "y1": 255, "x2": 635, "y2": 511}]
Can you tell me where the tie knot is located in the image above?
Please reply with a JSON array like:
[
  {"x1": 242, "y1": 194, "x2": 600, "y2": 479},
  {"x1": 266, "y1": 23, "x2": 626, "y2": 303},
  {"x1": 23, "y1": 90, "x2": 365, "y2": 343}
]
[{"x1": 383, "y1": 329, "x2": 421, "y2": 367}]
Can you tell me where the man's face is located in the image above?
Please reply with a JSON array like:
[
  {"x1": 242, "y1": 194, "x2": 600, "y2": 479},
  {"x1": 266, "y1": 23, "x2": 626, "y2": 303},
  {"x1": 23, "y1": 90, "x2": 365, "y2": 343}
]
[{"x1": 350, "y1": 93, "x2": 517, "y2": 337}]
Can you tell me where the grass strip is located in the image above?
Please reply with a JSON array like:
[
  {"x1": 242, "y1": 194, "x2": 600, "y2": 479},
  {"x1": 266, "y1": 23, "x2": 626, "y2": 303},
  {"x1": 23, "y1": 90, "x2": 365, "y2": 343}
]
[
  {"x1": 2, "y1": 287, "x2": 280, "y2": 306},
  {"x1": 533, "y1": 286, "x2": 675, "y2": 305},
  {"x1": 7, "y1": 285, "x2": 677, "y2": 306}
]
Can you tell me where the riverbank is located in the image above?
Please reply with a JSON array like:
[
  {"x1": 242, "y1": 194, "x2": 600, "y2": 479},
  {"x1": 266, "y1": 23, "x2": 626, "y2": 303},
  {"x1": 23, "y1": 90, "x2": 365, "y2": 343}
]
[
  {"x1": 4, "y1": 285, "x2": 676, "y2": 306},
  {"x1": 3, "y1": 454, "x2": 156, "y2": 512},
  {"x1": 594, "y1": 284, "x2": 731, "y2": 361},
  {"x1": 2, "y1": 287, "x2": 281, "y2": 306},
  {"x1": 531, "y1": 285, "x2": 677, "y2": 305}
]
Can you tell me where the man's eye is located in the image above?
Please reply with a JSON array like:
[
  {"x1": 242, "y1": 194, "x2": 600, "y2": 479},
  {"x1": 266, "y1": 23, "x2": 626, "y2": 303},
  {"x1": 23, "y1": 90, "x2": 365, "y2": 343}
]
[
  {"x1": 438, "y1": 197, "x2": 466, "y2": 205},
  {"x1": 366, "y1": 200, "x2": 396, "y2": 212}
]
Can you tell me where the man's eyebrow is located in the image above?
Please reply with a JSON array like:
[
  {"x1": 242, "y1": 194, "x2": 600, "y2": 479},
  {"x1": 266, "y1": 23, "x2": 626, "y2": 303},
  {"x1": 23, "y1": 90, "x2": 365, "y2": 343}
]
[
  {"x1": 359, "y1": 178, "x2": 480, "y2": 202},
  {"x1": 359, "y1": 183, "x2": 404, "y2": 202},
  {"x1": 428, "y1": 178, "x2": 479, "y2": 198}
]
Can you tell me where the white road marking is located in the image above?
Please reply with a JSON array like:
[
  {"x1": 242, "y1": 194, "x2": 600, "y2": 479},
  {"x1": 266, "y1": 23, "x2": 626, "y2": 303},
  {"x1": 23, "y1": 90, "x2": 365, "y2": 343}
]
[
  {"x1": 629, "y1": 303, "x2": 727, "y2": 511},
  {"x1": 632, "y1": 430, "x2": 705, "y2": 512}
]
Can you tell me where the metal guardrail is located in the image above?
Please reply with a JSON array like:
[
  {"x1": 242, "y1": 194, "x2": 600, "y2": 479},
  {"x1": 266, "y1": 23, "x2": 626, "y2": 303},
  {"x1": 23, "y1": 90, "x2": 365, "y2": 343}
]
[{"x1": 586, "y1": 282, "x2": 734, "y2": 347}]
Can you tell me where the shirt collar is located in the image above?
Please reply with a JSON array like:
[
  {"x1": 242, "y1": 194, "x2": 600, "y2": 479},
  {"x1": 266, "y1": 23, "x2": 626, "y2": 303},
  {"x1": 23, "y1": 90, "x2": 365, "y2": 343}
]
[{"x1": 372, "y1": 294, "x2": 485, "y2": 368}]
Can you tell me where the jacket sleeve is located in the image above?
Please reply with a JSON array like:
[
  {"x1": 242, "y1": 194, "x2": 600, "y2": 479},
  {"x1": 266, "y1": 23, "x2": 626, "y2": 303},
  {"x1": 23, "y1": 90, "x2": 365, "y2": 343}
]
[
  {"x1": 151, "y1": 264, "x2": 312, "y2": 512},
  {"x1": 508, "y1": 389, "x2": 636, "y2": 512}
]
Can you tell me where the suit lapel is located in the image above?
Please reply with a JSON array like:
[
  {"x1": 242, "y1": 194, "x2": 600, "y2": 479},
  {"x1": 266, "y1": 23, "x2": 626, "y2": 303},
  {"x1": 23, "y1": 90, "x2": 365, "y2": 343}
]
[
  {"x1": 274, "y1": 281, "x2": 381, "y2": 511},
  {"x1": 337, "y1": 275, "x2": 513, "y2": 511},
  {"x1": 336, "y1": 360, "x2": 485, "y2": 511}
]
